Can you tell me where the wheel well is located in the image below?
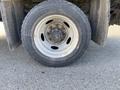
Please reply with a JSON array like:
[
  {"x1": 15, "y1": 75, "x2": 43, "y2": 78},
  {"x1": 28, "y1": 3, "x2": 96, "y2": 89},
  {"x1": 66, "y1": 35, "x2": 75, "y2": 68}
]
[
  {"x1": 23, "y1": 0, "x2": 90, "y2": 16},
  {"x1": 110, "y1": 0, "x2": 120, "y2": 25},
  {"x1": 0, "y1": 0, "x2": 119, "y2": 24}
]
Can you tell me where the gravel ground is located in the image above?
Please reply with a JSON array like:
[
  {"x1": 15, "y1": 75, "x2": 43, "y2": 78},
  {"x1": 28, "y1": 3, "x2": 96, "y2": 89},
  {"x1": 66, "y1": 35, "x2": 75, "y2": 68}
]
[{"x1": 0, "y1": 22, "x2": 120, "y2": 90}]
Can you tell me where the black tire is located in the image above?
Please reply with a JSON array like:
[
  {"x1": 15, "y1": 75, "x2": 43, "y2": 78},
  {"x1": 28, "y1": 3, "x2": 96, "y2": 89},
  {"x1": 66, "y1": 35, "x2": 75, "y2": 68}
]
[{"x1": 21, "y1": 0, "x2": 91, "y2": 67}]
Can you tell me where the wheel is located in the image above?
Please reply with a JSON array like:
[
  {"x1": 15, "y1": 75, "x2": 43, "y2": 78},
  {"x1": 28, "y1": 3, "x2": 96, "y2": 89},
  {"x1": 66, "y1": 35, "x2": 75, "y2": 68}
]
[{"x1": 21, "y1": 0, "x2": 91, "y2": 67}]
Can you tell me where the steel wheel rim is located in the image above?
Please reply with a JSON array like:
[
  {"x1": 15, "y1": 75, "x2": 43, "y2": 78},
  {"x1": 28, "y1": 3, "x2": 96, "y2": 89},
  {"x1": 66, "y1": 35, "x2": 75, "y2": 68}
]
[{"x1": 34, "y1": 15, "x2": 79, "y2": 58}]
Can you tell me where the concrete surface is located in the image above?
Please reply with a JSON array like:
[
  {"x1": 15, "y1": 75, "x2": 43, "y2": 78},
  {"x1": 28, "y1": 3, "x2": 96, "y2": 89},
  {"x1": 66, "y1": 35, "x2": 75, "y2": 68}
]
[{"x1": 0, "y1": 22, "x2": 120, "y2": 90}]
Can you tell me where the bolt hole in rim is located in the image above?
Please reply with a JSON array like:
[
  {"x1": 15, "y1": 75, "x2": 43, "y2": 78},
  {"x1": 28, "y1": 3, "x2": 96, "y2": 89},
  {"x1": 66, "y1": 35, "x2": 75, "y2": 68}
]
[{"x1": 34, "y1": 15, "x2": 79, "y2": 58}]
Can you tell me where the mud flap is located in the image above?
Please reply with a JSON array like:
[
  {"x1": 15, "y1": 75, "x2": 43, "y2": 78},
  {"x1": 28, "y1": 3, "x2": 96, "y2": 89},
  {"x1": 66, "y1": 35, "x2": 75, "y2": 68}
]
[
  {"x1": 90, "y1": 0, "x2": 110, "y2": 45},
  {"x1": 0, "y1": 0, "x2": 24, "y2": 50}
]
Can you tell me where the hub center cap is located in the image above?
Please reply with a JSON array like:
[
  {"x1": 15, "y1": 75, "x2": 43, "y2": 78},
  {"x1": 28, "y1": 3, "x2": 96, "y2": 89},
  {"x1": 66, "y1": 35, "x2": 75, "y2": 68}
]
[{"x1": 47, "y1": 27, "x2": 66, "y2": 44}]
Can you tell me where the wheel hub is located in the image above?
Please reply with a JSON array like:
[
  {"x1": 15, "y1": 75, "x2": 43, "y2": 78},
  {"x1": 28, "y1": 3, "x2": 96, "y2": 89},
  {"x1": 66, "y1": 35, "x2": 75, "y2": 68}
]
[
  {"x1": 46, "y1": 26, "x2": 67, "y2": 44},
  {"x1": 34, "y1": 15, "x2": 79, "y2": 58}
]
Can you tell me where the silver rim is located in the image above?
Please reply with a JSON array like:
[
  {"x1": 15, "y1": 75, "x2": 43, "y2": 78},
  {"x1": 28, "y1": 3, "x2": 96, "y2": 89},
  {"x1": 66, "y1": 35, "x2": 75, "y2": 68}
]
[{"x1": 34, "y1": 15, "x2": 79, "y2": 58}]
